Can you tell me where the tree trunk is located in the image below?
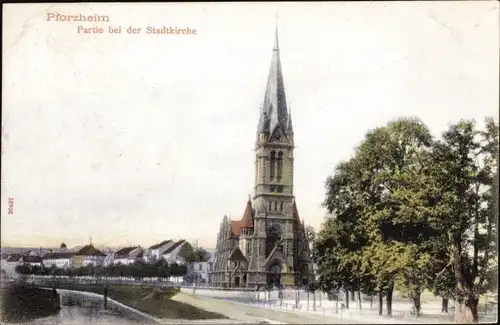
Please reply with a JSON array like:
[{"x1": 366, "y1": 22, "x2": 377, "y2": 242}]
[
  {"x1": 345, "y1": 290, "x2": 349, "y2": 309},
  {"x1": 441, "y1": 297, "x2": 449, "y2": 313},
  {"x1": 351, "y1": 290, "x2": 355, "y2": 301},
  {"x1": 453, "y1": 243, "x2": 479, "y2": 323},
  {"x1": 412, "y1": 291, "x2": 421, "y2": 317},
  {"x1": 455, "y1": 296, "x2": 479, "y2": 323},
  {"x1": 386, "y1": 283, "x2": 394, "y2": 317},
  {"x1": 357, "y1": 290, "x2": 362, "y2": 311},
  {"x1": 378, "y1": 292, "x2": 383, "y2": 316},
  {"x1": 370, "y1": 295, "x2": 373, "y2": 309}
]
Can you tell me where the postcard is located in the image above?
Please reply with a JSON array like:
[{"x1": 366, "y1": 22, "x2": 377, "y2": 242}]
[{"x1": 1, "y1": 2, "x2": 498, "y2": 325}]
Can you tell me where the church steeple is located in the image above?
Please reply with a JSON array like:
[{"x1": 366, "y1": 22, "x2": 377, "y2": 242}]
[{"x1": 257, "y1": 25, "x2": 291, "y2": 139}]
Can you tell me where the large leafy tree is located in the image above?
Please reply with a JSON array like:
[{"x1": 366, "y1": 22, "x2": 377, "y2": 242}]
[{"x1": 431, "y1": 119, "x2": 498, "y2": 323}]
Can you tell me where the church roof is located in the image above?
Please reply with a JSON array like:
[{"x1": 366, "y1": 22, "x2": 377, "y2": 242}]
[
  {"x1": 258, "y1": 26, "x2": 292, "y2": 137},
  {"x1": 241, "y1": 198, "x2": 254, "y2": 229},
  {"x1": 230, "y1": 198, "x2": 254, "y2": 236},
  {"x1": 228, "y1": 247, "x2": 247, "y2": 262}
]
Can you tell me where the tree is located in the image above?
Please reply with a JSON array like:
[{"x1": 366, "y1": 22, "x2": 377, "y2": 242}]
[
  {"x1": 430, "y1": 118, "x2": 498, "y2": 323},
  {"x1": 317, "y1": 117, "x2": 452, "y2": 317},
  {"x1": 60, "y1": 243, "x2": 67, "y2": 249}
]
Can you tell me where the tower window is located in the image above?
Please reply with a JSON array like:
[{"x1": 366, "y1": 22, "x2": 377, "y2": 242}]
[
  {"x1": 268, "y1": 201, "x2": 272, "y2": 211},
  {"x1": 277, "y1": 152, "x2": 284, "y2": 181},
  {"x1": 274, "y1": 201, "x2": 278, "y2": 211},
  {"x1": 270, "y1": 151, "x2": 276, "y2": 179},
  {"x1": 280, "y1": 202, "x2": 284, "y2": 211}
]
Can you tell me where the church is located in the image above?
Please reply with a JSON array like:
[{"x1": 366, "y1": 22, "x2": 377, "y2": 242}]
[{"x1": 210, "y1": 28, "x2": 313, "y2": 289}]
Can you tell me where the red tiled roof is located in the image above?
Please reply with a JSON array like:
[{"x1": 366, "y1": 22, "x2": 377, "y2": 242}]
[
  {"x1": 231, "y1": 220, "x2": 242, "y2": 236},
  {"x1": 241, "y1": 199, "x2": 254, "y2": 229},
  {"x1": 230, "y1": 199, "x2": 254, "y2": 236}
]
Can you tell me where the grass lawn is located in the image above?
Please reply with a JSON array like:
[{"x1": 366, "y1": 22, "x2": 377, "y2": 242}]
[{"x1": 51, "y1": 284, "x2": 228, "y2": 320}]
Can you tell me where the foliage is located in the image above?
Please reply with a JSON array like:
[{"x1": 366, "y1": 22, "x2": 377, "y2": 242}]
[
  {"x1": 14, "y1": 259, "x2": 188, "y2": 278},
  {"x1": 315, "y1": 116, "x2": 498, "y2": 322}
]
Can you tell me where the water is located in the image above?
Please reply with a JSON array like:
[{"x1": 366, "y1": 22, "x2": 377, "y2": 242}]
[
  {"x1": 5, "y1": 289, "x2": 158, "y2": 325},
  {"x1": 28, "y1": 305, "x2": 152, "y2": 325}
]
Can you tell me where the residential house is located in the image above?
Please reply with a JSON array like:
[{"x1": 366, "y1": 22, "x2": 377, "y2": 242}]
[
  {"x1": 161, "y1": 240, "x2": 188, "y2": 265},
  {"x1": 71, "y1": 244, "x2": 106, "y2": 267},
  {"x1": 43, "y1": 252, "x2": 75, "y2": 269},
  {"x1": 113, "y1": 246, "x2": 144, "y2": 265},
  {"x1": 21, "y1": 256, "x2": 43, "y2": 267},
  {"x1": 187, "y1": 261, "x2": 211, "y2": 283},
  {"x1": 146, "y1": 240, "x2": 173, "y2": 262}
]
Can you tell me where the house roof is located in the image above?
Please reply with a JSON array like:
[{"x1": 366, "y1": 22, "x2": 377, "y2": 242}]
[
  {"x1": 43, "y1": 252, "x2": 75, "y2": 259},
  {"x1": 6, "y1": 254, "x2": 22, "y2": 262},
  {"x1": 76, "y1": 244, "x2": 106, "y2": 256},
  {"x1": 115, "y1": 246, "x2": 139, "y2": 257},
  {"x1": 163, "y1": 240, "x2": 186, "y2": 255},
  {"x1": 149, "y1": 240, "x2": 172, "y2": 249},
  {"x1": 22, "y1": 256, "x2": 43, "y2": 263}
]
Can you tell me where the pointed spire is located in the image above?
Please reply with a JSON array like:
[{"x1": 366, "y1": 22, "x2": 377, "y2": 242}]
[
  {"x1": 274, "y1": 13, "x2": 280, "y2": 51},
  {"x1": 260, "y1": 23, "x2": 289, "y2": 136}
]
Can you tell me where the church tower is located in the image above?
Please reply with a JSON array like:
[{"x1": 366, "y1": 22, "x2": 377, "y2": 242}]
[{"x1": 210, "y1": 26, "x2": 312, "y2": 289}]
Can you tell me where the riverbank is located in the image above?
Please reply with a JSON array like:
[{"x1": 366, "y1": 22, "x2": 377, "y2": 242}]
[
  {"x1": 48, "y1": 284, "x2": 228, "y2": 320},
  {"x1": 0, "y1": 284, "x2": 61, "y2": 323}
]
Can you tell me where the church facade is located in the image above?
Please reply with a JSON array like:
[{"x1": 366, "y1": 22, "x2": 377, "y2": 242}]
[{"x1": 210, "y1": 29, "x2": 313, "y2": 289}]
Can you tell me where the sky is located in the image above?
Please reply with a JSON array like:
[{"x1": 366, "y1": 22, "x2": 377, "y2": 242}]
[{"x1": 1, "y1": 1, "x2": 499, "y2": 249}]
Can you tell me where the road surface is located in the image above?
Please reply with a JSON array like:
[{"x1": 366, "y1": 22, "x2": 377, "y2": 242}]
[{"x1": 171, "y1": 292, "x2": 366, "y2": 324}]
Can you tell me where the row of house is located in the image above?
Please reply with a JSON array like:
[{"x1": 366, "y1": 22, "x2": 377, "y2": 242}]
[{"x1": 1, "y1": 239, "x2": 194, "y2": 270}]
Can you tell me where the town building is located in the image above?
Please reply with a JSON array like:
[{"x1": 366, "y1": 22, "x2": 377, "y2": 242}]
[
  {"x1": 188, "y1": 261, "x2": 211, "y2": 283},
  {"x1": 210, "y1": 28, "x2": 313, "y2": 288},
  {"x1": 42, "y1": 252, "x2": 74, "y2": 269},
  {"x1": 70, "y1": 244, "x2": 106, "y2": 267},
  {"x1": 146, "y1": 240, "x2": 173, "y2": 262},
  {"x1": 161, "y1": 240, "x2": 188, "y2": 265},
  {"x1": 113, "y1": 246, "x2": 144, "y2": 265}
]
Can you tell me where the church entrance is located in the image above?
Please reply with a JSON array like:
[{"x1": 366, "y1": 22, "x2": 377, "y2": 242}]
[
  {"x1": 267, "y1": 261, "x2": 282, "y2": 288},
  {"x1": 235, "y1": 276, "x2": 240, "y2": 287}
]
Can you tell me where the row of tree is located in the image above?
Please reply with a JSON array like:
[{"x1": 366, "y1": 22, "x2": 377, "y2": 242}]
[
  {"x1": 314, "y1": 117, "x2": 498, "y2": 323},
  {"x1": 16, "y1": 258, "x2": 188, "y2": 278}
]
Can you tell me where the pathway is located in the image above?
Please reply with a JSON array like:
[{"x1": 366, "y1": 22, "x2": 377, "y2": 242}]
[{"x1": 171, "y1": 292, "x2": 366, "y2": 324}]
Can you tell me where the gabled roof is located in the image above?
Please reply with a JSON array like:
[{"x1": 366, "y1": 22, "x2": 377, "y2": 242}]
[
  {"x1": 228, "y1": 247, "x2": 247, "y2": 262},
  {"x1": 163, "y1": 240, "x2": 186, "y2": 255},
  {"x1": 76, "y1": 244, "x2": 106, "y2": 257},
  {"x1": 149, "y1": 240, "x2": 172, "y2": 249},
  {"x1": 115, "y1": 246, "x2": 139, "y2": 257}
]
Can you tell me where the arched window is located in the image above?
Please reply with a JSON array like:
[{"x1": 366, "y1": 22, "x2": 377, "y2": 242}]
[
  {"x1": 280, "y1": 202, "x2": 284, "y2": 211},
  {"x1": 277, "y1": 152, "x2": 284, "y2": 180},
  {"x1": 270, "y1": 151, "x2": 276, "y2": 179},
  {"x1": 274, "y1": 201, "x2": 278, "y2": 211}
]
